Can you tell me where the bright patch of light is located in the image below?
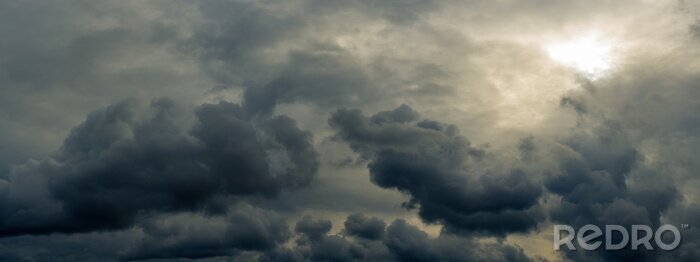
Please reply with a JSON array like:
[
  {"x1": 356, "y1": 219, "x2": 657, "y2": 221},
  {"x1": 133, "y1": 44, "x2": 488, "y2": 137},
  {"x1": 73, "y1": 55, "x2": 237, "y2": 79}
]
[{"x1": 546, "y1": 32, "x2": 614, "y2": 79}]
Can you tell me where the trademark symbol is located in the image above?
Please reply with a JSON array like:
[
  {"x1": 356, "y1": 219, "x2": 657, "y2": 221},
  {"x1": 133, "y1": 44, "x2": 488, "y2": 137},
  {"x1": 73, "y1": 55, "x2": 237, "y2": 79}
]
[{"x1": 681, "y1": 224, "x2": 690, "y2": 229}]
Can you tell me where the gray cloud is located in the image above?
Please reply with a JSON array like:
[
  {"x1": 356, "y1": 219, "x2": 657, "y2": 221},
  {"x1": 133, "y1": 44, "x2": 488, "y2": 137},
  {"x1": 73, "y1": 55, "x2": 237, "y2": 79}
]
[
  {"x1": 343, "y1": 213, "x2": 386, "y2": 240},
  {"x1": 329, "y1": 105, "x2": 544, "y2": 236},
  {"x1": 267, "y1": 214, "x2": 531, "y2": 262},
  {"x1": 0, "y1": 98, "x2": 318, "y2": 236},
  {"x1": 384, "y1": 219, "x2": 531, "y2": 262},
  {"x1": 529, "y1": 52, "x2": 700, "y2": 260},
  {"x1": 122, "y1": 205, "x2": 290, "y2": 260}
]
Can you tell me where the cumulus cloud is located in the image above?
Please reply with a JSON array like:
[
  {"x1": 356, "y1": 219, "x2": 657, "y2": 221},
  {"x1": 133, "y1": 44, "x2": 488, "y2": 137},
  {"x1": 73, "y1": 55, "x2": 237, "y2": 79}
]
[
  {"x1": 54, "y1": 212, "x2": 531, "y2": 261},
  {"x1": 0, "y1": 98, "x2": 318, "y2": 236},
  {"x1": 329, "y1": 105, "x2": 544, "y2": 236},
  {"x1": 122, "y1": 205, "x2": 290, "y2": 260},
  {"x1": 261, "y1": 213, "x2": 531, "y2": 261},
  {"x1": 534, "y1": 59, "x2": 700, "y2": 260},
  {"x1": 343, "y1": 213, "x2": 387, "y2": 240}
]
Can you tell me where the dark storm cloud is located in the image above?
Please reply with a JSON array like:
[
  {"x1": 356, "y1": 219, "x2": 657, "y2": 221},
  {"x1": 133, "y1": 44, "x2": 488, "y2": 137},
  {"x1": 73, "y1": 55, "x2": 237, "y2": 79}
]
[
  {"x1": 0, "y1": 230, "x2": 137, "y2": 261},
  {"x1": 293, "y1": 215, "x2": 383, "y2": 261},
  {"x1": 0, "y1": 211, "x2": 533, "y2": 261},
  {"x1": 533, "y1": 57, "x2": 700, "y2": 260},
  {"x1": 122, "y1": 205, "x2": 290, "y2": 260},
  {"x1": 383, "y1": 219, "x2": 531, "y2": 262},
  {"x1": 0, "y1": 98, "x2": 318, "y2": 236},
  {"x1": 295, "y1": 215, "x2": 332, "y2": 242},
  {"x1": 281, "y1": 214, "x2": 531, "y2": 262},
  {"x1": 329, "y1": 105, "x2": 543, "y2": 236},
  {"x1": 122, "y1": 212, "x2": 529, "y2": 261},
  {"x1": 541, "y1": 126, "x2": 677, "y2": 261},
  {"x1": 343, "y1": 213, "x2": 386, "y2": 240}
]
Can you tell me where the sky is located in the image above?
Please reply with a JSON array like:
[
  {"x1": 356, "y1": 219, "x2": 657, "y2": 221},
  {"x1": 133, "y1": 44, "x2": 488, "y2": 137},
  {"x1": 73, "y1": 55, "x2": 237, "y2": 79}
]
[{"x1": 1, "y1": 0, "x2": 700, "y2": 261}]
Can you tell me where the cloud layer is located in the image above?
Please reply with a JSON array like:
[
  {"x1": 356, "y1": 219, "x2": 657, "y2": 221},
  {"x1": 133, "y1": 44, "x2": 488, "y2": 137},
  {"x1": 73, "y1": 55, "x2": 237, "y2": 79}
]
[{"x1": 2, "y1": 0, "x2": 700, "y2": 261}]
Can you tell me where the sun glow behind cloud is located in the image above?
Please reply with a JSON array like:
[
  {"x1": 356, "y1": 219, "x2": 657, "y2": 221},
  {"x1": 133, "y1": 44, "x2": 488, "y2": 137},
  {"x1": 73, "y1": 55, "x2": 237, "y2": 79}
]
[{"x1": 546, "y1": 31, "x2": 615, "y2": 79}]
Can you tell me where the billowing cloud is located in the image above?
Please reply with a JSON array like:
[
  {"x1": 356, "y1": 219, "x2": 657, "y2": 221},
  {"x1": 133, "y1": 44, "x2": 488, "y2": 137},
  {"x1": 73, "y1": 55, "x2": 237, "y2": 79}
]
[
  {"x1": 329, "y1": 105, "x2": 544, "y2": 236},
  {"x1": 343, "y1": 213, "x2": 386, "y2": 240},
  {"x1": 534, "y1": 58, "x2": 700, "y2": 261},
  {"x1": 281, "y1": 214, "x2": 531, "y2": 261},
  {"x1": 0, "y1": 98, "x2": 318, "y2": 236},
  {"x1": 122, "y1": 205, "x2": 290, "y2": 260}
]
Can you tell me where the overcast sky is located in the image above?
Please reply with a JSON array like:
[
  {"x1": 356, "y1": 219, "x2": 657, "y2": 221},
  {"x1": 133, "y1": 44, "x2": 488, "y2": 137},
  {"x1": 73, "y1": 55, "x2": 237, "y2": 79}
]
[{"x1": 1, "y1": 0, "x2": 700, "y2": 261}]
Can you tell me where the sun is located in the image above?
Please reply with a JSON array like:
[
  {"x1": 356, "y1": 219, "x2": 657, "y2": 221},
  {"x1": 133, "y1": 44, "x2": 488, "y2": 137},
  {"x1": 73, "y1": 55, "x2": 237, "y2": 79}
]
[{"x1": 545, "y1": 31, "x2": 615, "y2": 79}]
